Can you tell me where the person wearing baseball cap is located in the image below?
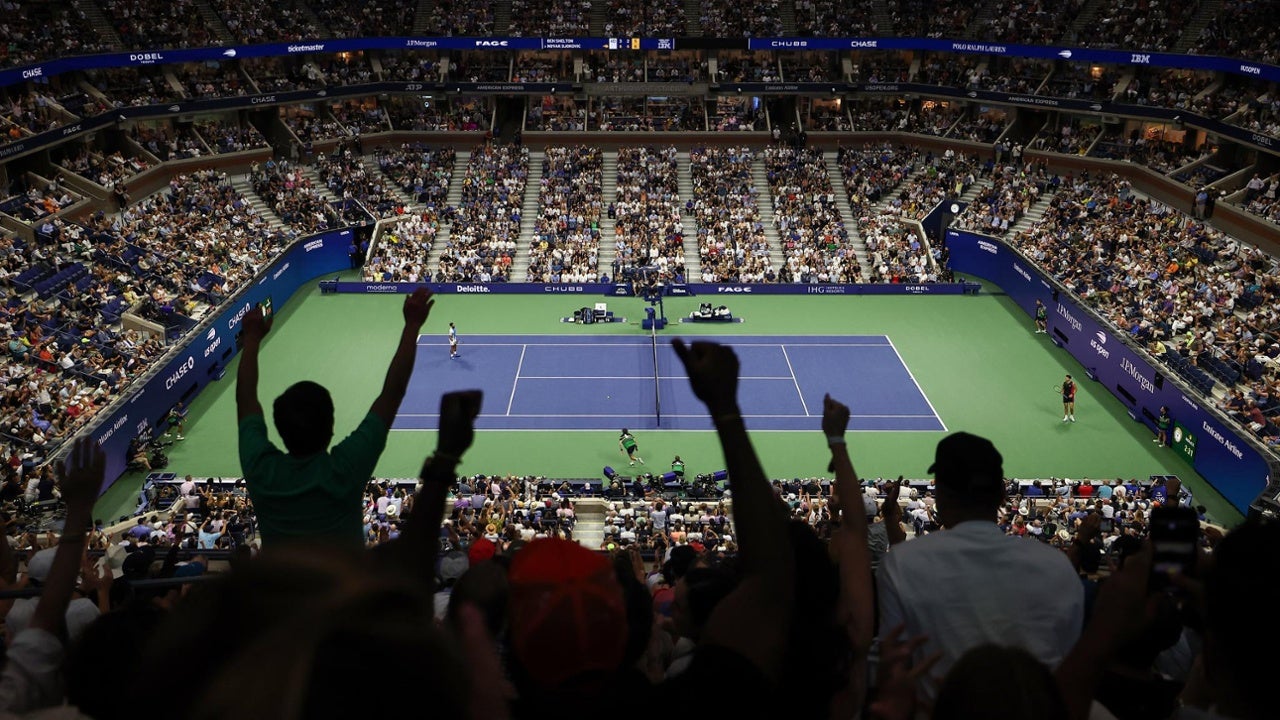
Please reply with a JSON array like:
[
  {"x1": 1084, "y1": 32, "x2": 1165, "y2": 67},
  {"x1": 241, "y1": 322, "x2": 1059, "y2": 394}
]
[{"x1": 876, "y1": 432, "x2": 1084, "y2": 706}]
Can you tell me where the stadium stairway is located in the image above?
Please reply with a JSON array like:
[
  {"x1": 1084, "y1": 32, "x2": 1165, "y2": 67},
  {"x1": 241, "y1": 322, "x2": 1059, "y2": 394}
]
[
  {"x1": 493, "y1": 0, "x2": 512, "y2": 34},
  {"x1": 597, "y1": 151, "x2": 618, "y2": 278},
  {"x1": 824, "y1": 150, "x2": 872, "y2": 273},
  {"x1": 412, "y1": 0, "x2": 436, "y2": 34},
  {"x1": 431, "y1": 150, "x2": 470, "y2": 274},
  {"x1": 676, "y1": 151, "x2": 701, "y2": 279},
  {"x1": 1173, "y1": 0, "x2": 1223, "y2": 54},
  {"x1": 1006, "y1": 187, "x2": 1059, "y2": 236},
  {"x1": 231, "y1": 175, "x2": 292, "y2": 232},
  {"x1": 573, "y1": 504, "x2": 606, "y2": 549},
  {"x1": 752, "y1": 154, "x2": 782, "y2": 262},
  {"x1": 683, "y1": 0, "x2": 701, "y2": 35},
  {"x1": 868, "y1": 0, "x2": 894, "y2": 35},
  {"x1": 778, "y1": 1, "x2": 796, "y2": 35},
  {"x1": 74, "y1": 0, "x2": 123, "y2": 48},
  {"x1": 589, "y1": 0, "x2": 607, "y2": 35},
  {"x1": 365, "y1": 153, "x2": 420, "y2": 212},
  {"x1": 1063, "y1": 0, "x2": 1106, "y2": 43},
  {"x1": 512, "y1": 150, "x2": 544, "y2": 280},
  {"x1": 192, "y1": 0, "x2": 237, "y2": 45},
  {"x1": 301, "y1": 166, "x2": 344, "y2": 205}
]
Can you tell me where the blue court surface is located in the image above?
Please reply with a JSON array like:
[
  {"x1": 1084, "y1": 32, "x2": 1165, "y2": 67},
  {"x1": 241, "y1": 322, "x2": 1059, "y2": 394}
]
[{"x1": 394, "y1": 334, "x2": 946, "y2": 432}]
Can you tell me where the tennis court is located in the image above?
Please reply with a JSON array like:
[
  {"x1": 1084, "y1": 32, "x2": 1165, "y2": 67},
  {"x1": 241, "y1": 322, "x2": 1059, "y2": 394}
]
[{"x1": 394, "y1": 334, "x2": 946, "y2": 432}]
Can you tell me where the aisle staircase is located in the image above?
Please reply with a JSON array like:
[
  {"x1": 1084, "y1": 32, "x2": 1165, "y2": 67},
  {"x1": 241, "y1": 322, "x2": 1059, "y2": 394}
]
[
  {"x1": 676, "y1": 150, "x2": 699, "y2": 280},
  {"x1": 192, "y1": 0, "x2": 236, "y2": 45},
  {"x1": 75, "y1": 0, "x2": 122, "y2": 47},
  {"x1": 412, "y1": 0, "x2": 436, "y2": 34},
  {"x1": 230, "y1": 174, "x2": 291, "y2": 232},
  {"x1": 511, "y1": 149, "x2": 544, "y2": 281},
  {"x1": 598, "y1": 151, "x2": 619, "y2": 280},
  {"x1": 433, "y1": 150, "x2": 471, "y2": 275},
  {"x1": 824, "y1": 151, "x2": 871, "y2": 273}
]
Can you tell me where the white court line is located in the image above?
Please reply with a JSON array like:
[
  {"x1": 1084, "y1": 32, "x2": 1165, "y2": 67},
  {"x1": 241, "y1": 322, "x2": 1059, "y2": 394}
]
[
  {"x1": 779, "y1": 345, "x2": 811, "y2": 417},
  {"x1": 516, "y1": 375, "x2": 795, "y2": 380},
  {"x1": 885, "y1": 336, "x2": 947, "y2": 432},
  {"x1": 392, "y1": 428, "x2": 946, "y2": 433},
  {"x1": 415, "y1": 341, "x2": 890, "y2": 348},
  {"x1": 397, "y1": 412, "x2": 939, "y2": 419},
  {"x1": 505, "y1": 344, "x2": 527, "y2": 416}
]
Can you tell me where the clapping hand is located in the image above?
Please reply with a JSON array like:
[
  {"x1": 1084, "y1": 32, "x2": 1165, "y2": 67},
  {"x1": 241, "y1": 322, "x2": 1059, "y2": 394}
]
[
  {"x1": 671, "y1": 339, "x2": 740, "y2": 415},
  {"x1": 822, "y1": 394, "x2": 851, "y2": 438},
  {"x1": 403, "y1": 287, "x2": 435, "y2": 330}
]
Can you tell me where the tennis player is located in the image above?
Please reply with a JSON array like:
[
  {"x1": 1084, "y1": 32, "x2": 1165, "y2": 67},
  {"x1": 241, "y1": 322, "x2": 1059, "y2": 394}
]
[
  {"x1": 448, "y1": 322, "x2": 459, "y2": 359},
  {"x1": 1061, "y1": 374, "x2": 1076, "y2": 422},
  {"x1": 619, "y1": 429, "x2": 644, "y2": 466},
  {"x1": 1035, "y1": 299, "x2": 1047, "y2": 333}
]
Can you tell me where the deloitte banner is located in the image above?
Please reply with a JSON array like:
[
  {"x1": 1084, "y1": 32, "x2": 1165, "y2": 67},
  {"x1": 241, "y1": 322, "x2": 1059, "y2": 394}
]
[
  {"x1": 946, "y1": 229, "x2": 1270, "y2": 513},
  {"x1": 322, "y1": 281, "x2": 973, "y2": 295},
  {"x1": 91, "y1": 230, "x2": 352, "y2": 488}
]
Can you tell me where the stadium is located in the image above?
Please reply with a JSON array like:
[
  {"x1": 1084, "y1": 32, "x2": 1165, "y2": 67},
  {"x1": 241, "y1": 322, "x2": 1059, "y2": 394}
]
[{"x1": 1, "y1": 0, "x2": 1278, "y2": 717}]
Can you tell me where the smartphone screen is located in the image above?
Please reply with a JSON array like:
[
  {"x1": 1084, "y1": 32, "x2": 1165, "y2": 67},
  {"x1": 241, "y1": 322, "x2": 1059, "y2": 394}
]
[
  {"x1": 259, "y1": 296, "x2": 273, "y2": 319},
  {"x1": 1150, "y1": 506, "x2": 1199, "y2": 587}
]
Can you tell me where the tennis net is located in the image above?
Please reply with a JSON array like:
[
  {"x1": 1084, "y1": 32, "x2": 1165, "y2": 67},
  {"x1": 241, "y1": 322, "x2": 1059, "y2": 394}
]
[{"x1": 651, "y1": 322, "x2": 662, "y2": 425}]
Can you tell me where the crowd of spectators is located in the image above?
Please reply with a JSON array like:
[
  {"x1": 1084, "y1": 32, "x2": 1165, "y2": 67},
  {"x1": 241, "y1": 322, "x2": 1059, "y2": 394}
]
[
  {"x1": 88, "y1": 68, "x2": 182, "y2": 109},
  {"x1": 647, "y1": 55, "x2": 703, "y2": 83},
  {"x1": 915, "y1": 54, "x2": 980, "y2": 90},
  {"x1": 857, "y1": 211, "x2": 937, "y2": 282},
  {"x1": 210, "y1": 0, "x2": 320, "y2": 43},
  {"x1": 610, "y1": 146, "x2": 686, "y2": 282},
  {"x1": 1042, "y1": 63, "x2": 1116, "y2": 101},
  {"x1": 314, "y1": 143, "x2": 398, "y2": 217},
  {"x1": 513, "y1": 54, "x2": 573, "y2": 83},
  {"x1": 363, "y1": 211, "x2": 443, "y2": 284},
  {"x1": 193, "y1": 120, "x2": 270, "y2": 154},
  {"x1": 1083, "y1": 0, "x2": 1199, "y2": 52},
  {"x1": 99, "y1": 0, "x2": 220, "y2": 50},
  {"x1": 781, "y1": 54, "x2": 834, "y2": 82},
  {"x1": 332, "y1": 102, "x2": 388, "y2": 136},
  {"x1": 526, "y1": 96, "x2": 587, "y2": 131},
  {"x1": 448, "y1": 52, "x2": 511, "y2": 83},
  {"x1": 386, "y1": 96, "x2": 491, "y2": 132},
  {"x1": 582, "y1": 53, "x2": 645, "y2": 83},
  {"x1": 975, "y1": 58, "x2": 1054, "y2": 95},
  {"x1": 699, "y1": 0, "x2": 783, "y2": 37},
  {"x1": 249, "y1": 158, "x2": 335, "y2": 234},
  {"x1": 765, "y1": 147, "x2": 859, "y2": 284},
  {"x1": 601, "y1": 498, "x2": 735, "y2": 554},
  {"x1": 1241, "y1": 173, "x2": 1280, "y2": 225},
  {"x1": 175, "y1": 62, "x2": 248, "y2": 101},
  {"x1": 312, "y1": 0, "x2": 415, "y2": 38},
  {"x1": 794, "y1": 0, "x2": 879, "y2": 36},
  {"x1": 1193, "y1": 1, "x2": 1280, "y2": 64},
  {"x1": 508, "y1": 0, "x2": 592, "y2": 36},
  {"x1": 690, "y1": 146, "x2": 772, "y2": 283},
  {"x1": 419, "y1": 0, "x2": 494, "y2": 35},
  {"x1": 131, "y1": 124, "x2": 206, "y2": 161},
  {"x1": 283, "y1": 110, "x2": 349, "y2": 143},
  {"x1": 1008, "y1": 172, "x2": 1280, "y2": 441},
  {"x1": 603, "y1": 0, "x2": 686, "y2": 36},
  {"x1": 0, "y1": 0, "x2": 111, "y2": 68},
  {"x1": 716, "y1": 53, "x2": 780, "y2": 83},
  {"x1": 973, "y1": 0, "x2": 1084, "y2": 44},
  {"x1": 526, "y1": 146, "x2": 603, "y2": 284},
  {"x1": 1032, "y1": 118, "x2": 1102, "y2": 156},
  {"x1": 1, "y1": 89, "x2": 71, "y2": 138},
  {"x1": 1090, "y1": 129, "x2": 1206, "y2": 174},
  {"x1": 952, "y1": 163, "x2": 1054, "y2": 236},
  {"x1": 380, "y1": 52, "x2": 441, "y2": 83},
  {"x1": 706, "y1": 96, "x2": 761, "y2": 132},
  {"x1": 948, "y1": 110, "x2": 1009, "y2": 143},
  {"x1": 56, "y1": 149, "x2": 150, "y2": 190},
  {"x1": 374, "y1": 144, "x2": 455, "y2": 209},
  {"x1": 436, "y1": 144, "x2": 526, "y2": 283},
  {"x1": 1126, "y1": 69, "x2": 1216, "y2": 112},
  {"x1": 593, "y1": 97, "x2": 705, "y2": 132},
  {"x1": 883, "y1": 149, "x2": 977, "y2": 221},
  {"x1": 890, "y1": 0, "x2": 975, "y2": 39}
]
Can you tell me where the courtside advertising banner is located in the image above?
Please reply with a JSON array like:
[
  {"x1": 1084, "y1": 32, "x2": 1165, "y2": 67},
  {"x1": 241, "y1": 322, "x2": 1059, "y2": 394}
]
[
  {"x1": 91, "y1": 230, "x2": 352, "y2": 487},
  {"x1": 946, "y1": 229, "x2": 1269, "y2": 513}
]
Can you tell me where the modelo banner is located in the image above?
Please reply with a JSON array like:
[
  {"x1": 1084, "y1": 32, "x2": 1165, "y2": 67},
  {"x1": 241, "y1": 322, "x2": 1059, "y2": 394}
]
[
  {"x1": 945, "y1": 228, "x2": 1270, "y2": 513},
  {"x1": 91, "y1": 229, "x2": 352, "y2": 488}
]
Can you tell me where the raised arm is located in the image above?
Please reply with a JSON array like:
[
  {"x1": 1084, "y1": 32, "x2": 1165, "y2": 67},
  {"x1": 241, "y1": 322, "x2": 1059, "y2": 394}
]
[
  {"x1": 375, "y1": 390, "x2": 481, "y2": 585},
  {"x1": 370, "y1": 288, "x2": 434, "y2": 427},
  {"x1": 671, "y1": 339, "x2": 794, "y2": 681},
  {"x1": 824, "y1": 395, "x2": 876, "y2": 717},
  {"x1": 235, "y1": 307, "x2": 269, "y2": 422}
]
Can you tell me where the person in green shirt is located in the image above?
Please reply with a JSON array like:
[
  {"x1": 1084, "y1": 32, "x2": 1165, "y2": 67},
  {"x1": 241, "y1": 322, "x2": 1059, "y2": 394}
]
[
  {"x1": 671, "y1": 455, "x2": 685, "y2": 480},
  {"x1": 236, "y1": 288, "x2": 435, "y2": 547},
  {"x1": 619, "y1": 429, "x2": 643, "y2": 466}
]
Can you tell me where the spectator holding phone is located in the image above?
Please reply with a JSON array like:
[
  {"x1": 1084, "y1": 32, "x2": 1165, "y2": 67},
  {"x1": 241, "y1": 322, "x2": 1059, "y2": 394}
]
[{"x1": 236, "y1": 288, "x2": 435, "y2": 547}]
